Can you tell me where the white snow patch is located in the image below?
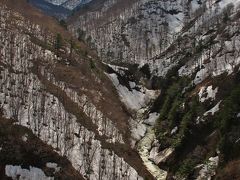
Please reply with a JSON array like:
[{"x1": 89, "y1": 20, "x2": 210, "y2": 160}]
[
  {"x1": 168, "y1": 12, "x2": 184, "y2": 33},
  {"x1": 103, "y1": 62, "x2": 128, "y2": 76},
  {"x1": 130, "y1": 121, "x2": 147, "y2": 142},
  {"x1": 144, "y1": 112, "x2": 159, "y2": 126},
  {"x1": 204, "y1": 101, "x2": 222, "y2": 116},
  {"x1": 171, "y1": 126, "x2": 178, "y2": 135},
  {"x1": 104, "y1": 63, "x2": 128, "y2": 71},
  {"x1": 196, "y1": 116, "x2": 203, "y2": 124},
  {"x1": 22, "y1": 134, "x2": 28, "y2": 142},
  {"x1": 46, "y1": 163, "x2": 60, "y2": 173},
  {"x1": 199, "y1": 85, "x2": 218, "y2": 103},
  {"x1": 218, "y1": 0, "x2": 240, "y2": 9},
  {"x1": 191, "y1": 0, "x2": 201, "y2": 12},
  {"x1": 235, "y1": 138, "x2": 240, "y2": 143},
  {"x1": 178, "y1": 65, "x2": 195, "y2": 77},
  {"x1": 194, "y1": 68, "x2": 209, "y2": 85},
  {"x1": 237, "y1": 113, "x2": 240, "y2": 118},
  {"x1": 106, "y1": 73, "x2": 159, "y2": 110},
  {"x1": 196, "y1": 156, "x2": 219, "y2": 180},
  {"x1": 129, "y1": 81, "x2": 136, "y2": 89},
  {"x1": 44, "y1": 0, "x2": 67, "y2": 6},
  {"x1": 5, "y1": 165, "x2": 53, "y2": 180},
  {"x1": 137, "y1": 128, "x2": 167, "y2": 180}
]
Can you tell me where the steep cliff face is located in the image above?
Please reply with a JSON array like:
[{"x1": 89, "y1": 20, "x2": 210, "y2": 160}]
[
  {"x1": 68, "y1": 0, "x2": 185, "y2": 67},
  {"x1": 68, "y1": 0, "x2": 240, "y2": 76}
]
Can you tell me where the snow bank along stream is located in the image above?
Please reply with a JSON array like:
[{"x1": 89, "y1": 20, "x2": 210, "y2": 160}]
[{"x1": 106, "y1": 69, "x2": 170, "y2": 180}]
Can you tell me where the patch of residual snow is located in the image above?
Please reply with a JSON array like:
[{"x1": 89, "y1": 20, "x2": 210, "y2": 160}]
[
  {"x1": 237, "y1": 113, "x2": 240, "y2": 118},
  {"x1": 204, "y1": 101, "x2": 222, "y2": 116},
  {"x1": 46, "y1": 162, "x2": 61, "y2": 173},
  {"x1": 44, "y1": 0, "x2": 93, "y2": 10},
  {"x1": 197, "y1": 101, "x2": 222, "y2": 124},
  {"x1": 195, "y1": 156, "x2": 219, "y2": 180},
  {"x1": 44, "y1": 0, "x2": 67, "y2": 6},
  {"x1": 198, "y1": 85, "x2": 218, "y2": 103},
  {"x1": 218, "y1": 0, "x2": 240, "y2": 9},
  {"x1": 106, "y1": 73, "x2": 159, "y2": 111},
  {"x1": 5, "y1": 165, "x2": 53, "y2": 180},
  {"x1": 131, "y1": 112, "x2": 171, "y2": 179},
  {"x1": 144, "y1": 112, "x2": 159, "y2": 126},
  {"x1": 137, "y1": 128, "x2": 169, "y2": 180},
  {"x1": 130, "y1": 112, "x2": 159, "y2": 142}
]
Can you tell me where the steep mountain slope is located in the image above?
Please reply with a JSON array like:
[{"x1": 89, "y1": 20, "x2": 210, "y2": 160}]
[
  {"x1": 68, "y1": 0, "x2": 240, "y2": 75},
  {"x1": 66, "y1": 0, "x2": 240, "y2": 179},
  {"x1": 30, "y1": 0, "x2": 93, "y2": 12},
  {"x1": 28, "y1": 0, "x2": 71, "y2": 19},
  {"x1": 0, "y1": 115, "x2": 84, "y2": 180},
  {"x1": 28, "y1": 0, "x2": 94, "y2": 19},
  {"x1": 68, "y1": 0, "x2": 185, "y2": 69},
  {"x1": 44, "y1": 0, "x2": 92, "y2": 9},
  {"x1": 0, "y1": 0, "x2": 158, "y2": 179},
  {"x1": 151, "y1": 1, "x2": 240, "y2": 179},
  {"x1": 3, "y1": 0, "x2": 240, "y2": 179}
]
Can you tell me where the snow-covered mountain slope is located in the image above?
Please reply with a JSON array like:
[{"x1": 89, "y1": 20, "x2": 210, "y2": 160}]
[
  {"x1": 28, "y1": 0, "x2": 93, "y2": 19},
  {"x1": 67, "y1": 0, "x2": 240, "y2": 179},
  {"x1": 28, "y1": 0, "x2": 71, "y2": 19},
  {"x1": 38, "y1": 0, "x2": 93, "y2": 10},
  {"x1": 68, "y1": 0, "x2": 240, "y2": 77},
  {"x1": 44, "y1": 0, "x2": 68, "y2": 5},
  {"x1": 3, "y1": 0, "x2": 240, "y2": 179},
  {"x1": 0, "y1": 115, "x2": 84, "y2": 180},
  {"x1": 68, "y1": 0, "x2": 185, "y2": 65},
  {"x1": 0, "y1": 0, "x2": 158, "y2": 179}
]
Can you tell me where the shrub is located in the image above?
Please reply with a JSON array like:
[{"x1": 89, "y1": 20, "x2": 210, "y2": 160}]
[{"x1": 176, "y1": 158, "x2": 196, "y2": 178}]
